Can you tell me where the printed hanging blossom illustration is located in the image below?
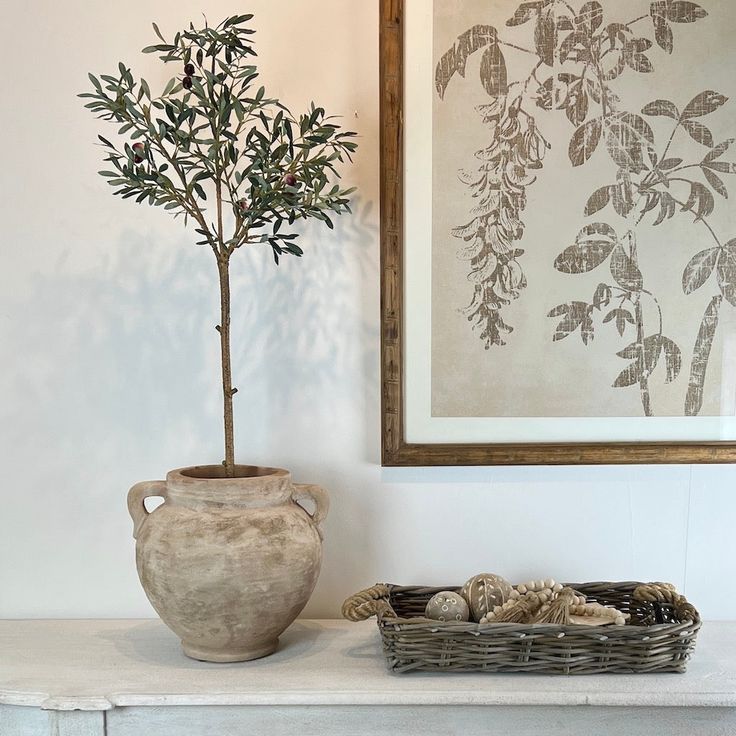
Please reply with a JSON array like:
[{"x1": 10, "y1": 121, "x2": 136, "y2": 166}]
[
  {"x1": 437, "y1": 0, "x2": 736, "y2": 416},
  {"x1": 436, "y1": 19, "x2": 552, "y2": 349}
]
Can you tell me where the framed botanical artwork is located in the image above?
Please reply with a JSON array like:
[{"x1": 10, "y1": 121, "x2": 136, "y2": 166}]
[{"x1": 380, "y1": 0, "x2": 736, "y2": 465}]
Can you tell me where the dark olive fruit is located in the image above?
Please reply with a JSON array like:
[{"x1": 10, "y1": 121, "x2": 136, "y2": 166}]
[
  {"x1": 132, "y1": 142, "x2": 145, "y2": 164},
  {"x1": 182, "y1": 76, "x2": 193, "y2": 90},
  {"x1": 283, "y1": 173, "x2": 297, "y2": 187},
  {"x1": 184, "y1": 63, "x2": 195, "y2": 76}
]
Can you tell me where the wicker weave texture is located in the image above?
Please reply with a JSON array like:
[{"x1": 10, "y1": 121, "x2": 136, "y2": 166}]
[{"x1": 343, "y1": 582, "x2": 701, "y2": 675}]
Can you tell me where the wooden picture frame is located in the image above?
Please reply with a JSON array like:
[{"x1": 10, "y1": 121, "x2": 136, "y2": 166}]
[{"x1": 379, "y1": 0, "x2": 736, "y2": 466}]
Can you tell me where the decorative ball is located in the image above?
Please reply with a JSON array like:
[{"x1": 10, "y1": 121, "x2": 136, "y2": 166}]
[
  {"x1": 424, "y1": 591, "x2": 470, "y2": 623},
  {"x1": 461, "y1": 573, "x2": 514, "y2": 622}
]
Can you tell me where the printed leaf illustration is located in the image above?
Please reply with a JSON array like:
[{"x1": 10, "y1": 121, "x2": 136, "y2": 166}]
[
  {"x1": 682, "y1": 247, "x2": 719, "y2": 294},
  {"x1": 435, "y1": 26, "x2": 497, "y2": 99},
  {"x1": 616, "y1": 341, "x2": 640, "y2": 360},
  {"x1": 650, "y1": 3, "x2": 667, "y2": 21},
  {"x1": 610, "y1": 244, "x2": 643, "y2": 291},
  {"x1": 682, "y1": 119, "x2": 714, "y2": 147},
  {"x1": 642, "y1": 99, "x2": 680, "y2": 119},
  {"x1": 651, "y1": 191, "x2": 678, "y2": 226},
  {"x1": 548, "y1": 302, "x2": 595, "y2": 344},
  {"x1": 593, "y1": 283, "x2": 613, "y2": 309},
  {"x1": 717, "y1": 244, "x2": 736, "y2": 306},
  {"x1": 613, "y1": 359, "x2": 643, "y2": 388},
  {"x1": 585, "y1": 186, "x2": 611, "y2": 215},
  {"x1": 567, "y1": 89, "x2": 590, "y2": 126},
  {"x1": 659, "y1": 157, "x2": 683, "y2": 170},
  {"x1": 606, "y1": 113, "x2": 654, "y2": 173},
  {"x1": 569, "y1": 118, "x2": 602, "y2": 166},
  {"x1": 559, "y1": 30, "x2": 589, "y2": 63},
  {"x1": 480, "y1": 43, "x2": 508, "y2": 97},
  {"x1": 653, "y1": 16, "x2": 674, "y2": 52},
  {"x1": 575, "y1": 1, "x2": 604, "y2": 34},
  {"x1": 681, "y1": 181, "x2": 715, "y2": 219},
  {"x1": 706, "y1": 161, "x2": 736, "y2": 174},
  {"x1": 604, "y1": 22, "x2": 629, "y2": 51},
  {"x1": 618, "y1": 335, "x2": 681, "y2": 383},
  {"x1": 703, "y1": 168, "x2": 728, "y2": 198},
  {"x1": 622, "y1": 113, "x2": 655, "y2": 144},
  {"x1": 624, "y1": 38, "x2": 654, "y2": 73},
  {"x1": 536, "y1": 76, "x2": 554, "y2": 110},
  {"x1": 642, "y1": 335, "x2": 665, "y2": 373},
  {"x1": 704, "y1": 161, "x2": 736, "y2": 174},
  {"x1": 557, "y1": 14, "x2": 575, "y2": 31},
  {"x1": 611, "y1": 172, "x2": 636, "y2": 217},
  {"x1": 664, "y1": 1, "x2": 708, "y2": 23},
  {"x1": 535, "y1": 12, "x2": 556, "y2": 66},
  {"x1": 686, "y1": 295, "x2": 722, "y2": 416},
  {"x1": 704, "y1": 139, "x2": 735, "y2": 162},
  {"x1": 661, "y1": 338, "x2": 683, "y2": 382},
  {"x1": 682, "y1": 91, "x2": 729, "y2": 119},
  {"x1": 604, "y1": 308, "x2": 635, "y2": 336},
  {"x1": 506, "y1": 1, "x2": 553, "y2": 27},
  {"x1": 555, "y1": 223, "x2": 617, "y2": 273}
]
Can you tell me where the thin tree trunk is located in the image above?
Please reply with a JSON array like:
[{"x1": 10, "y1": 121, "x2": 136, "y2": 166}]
[{"x1": 217, "y1": 256, "x2": 236, "y2": 477}]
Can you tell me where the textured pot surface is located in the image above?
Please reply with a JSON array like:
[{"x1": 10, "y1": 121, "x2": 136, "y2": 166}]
[{"x1": 127, "y1": 465, "x2": 329, "y2": 663}]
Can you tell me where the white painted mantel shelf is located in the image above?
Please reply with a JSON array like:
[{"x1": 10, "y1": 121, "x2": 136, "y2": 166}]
[{"x1": 1, "y1": 620, "x2": 736, "y2": 736}]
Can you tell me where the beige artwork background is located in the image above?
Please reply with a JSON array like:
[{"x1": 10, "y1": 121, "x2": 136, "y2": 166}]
[{"x1": 431, "y1": 0, "x2": 736, "y2": 418}]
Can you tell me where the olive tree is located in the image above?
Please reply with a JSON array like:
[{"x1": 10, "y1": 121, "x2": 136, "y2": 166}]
[{"x1": 80, "y1": 14, "x2": 357, "y2": 476}]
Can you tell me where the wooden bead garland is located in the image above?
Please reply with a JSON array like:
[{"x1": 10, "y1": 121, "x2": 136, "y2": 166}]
[
  {"x1": 477, "y1": 580, "x2": 629, "y2": 627},
  {"x1": 515, "y1": 579, "x2": 563, "y2": 596},
  {"x1": 569, "y1": 602, "x2": 629, "y2": 627}
]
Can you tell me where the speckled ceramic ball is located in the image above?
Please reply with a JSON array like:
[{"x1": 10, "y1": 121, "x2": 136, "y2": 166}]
[
  {"x1": 425, "y1": 591, "x2": 470, "y2": 622},
  {"x1": 461, "y1": 573, "x2": 514, "y2": 622}
]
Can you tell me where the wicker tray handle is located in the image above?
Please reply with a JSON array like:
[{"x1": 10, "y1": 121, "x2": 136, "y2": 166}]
[
  {"x1": 342, "y1": 584, "x2": 397, "y2": 621},
  {"x1": 633, "y1": 583, "x2": 701, "y2": 624}
]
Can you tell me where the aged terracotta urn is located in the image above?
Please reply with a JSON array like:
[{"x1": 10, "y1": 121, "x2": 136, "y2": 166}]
[{"x1": 127, "y1": 465, "x2": 328, "y2": 663}]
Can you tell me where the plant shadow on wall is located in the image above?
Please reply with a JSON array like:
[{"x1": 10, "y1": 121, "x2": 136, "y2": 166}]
[
  {"x1": 229, "y1": 197, "x2": 378, "y2": 431},
  {"x1": 1, "y1": 195, "x2": 376, "y2": 485},
  {"x1": 437, "y1": 0, "x2": 736, "y2": 417},
  {"x1": 0, "y1": 232, "x2": 217, "y2": 479},
  {"x1": 24, "y1": 211, "x2": 373, "y2": 452}
]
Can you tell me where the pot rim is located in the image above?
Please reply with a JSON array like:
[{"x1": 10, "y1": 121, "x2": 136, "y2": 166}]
[
  {"x1": 164, "y1": 465, "x2": 293, "y2": 508},
  {"x1": 170, "y1": 464, "x2": 289, "y2": 482}
]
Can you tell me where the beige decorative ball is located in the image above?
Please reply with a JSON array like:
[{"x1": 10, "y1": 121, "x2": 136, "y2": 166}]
[
  {"x1": 425, "y1": 591, "x2": 470, "y2": 622},
  {"x1": 461, "y1": 573, "x2": 514, "y2": 622}
]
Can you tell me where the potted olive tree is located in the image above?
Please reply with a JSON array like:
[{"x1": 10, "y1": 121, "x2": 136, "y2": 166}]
[{"x1": 81, "y1": 14, "x2": 356, "y2": 662}]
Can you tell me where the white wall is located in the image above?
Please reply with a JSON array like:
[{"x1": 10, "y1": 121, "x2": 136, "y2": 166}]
[{"x1": 0, "y1": 0, "x2": 734, "y2": 621}]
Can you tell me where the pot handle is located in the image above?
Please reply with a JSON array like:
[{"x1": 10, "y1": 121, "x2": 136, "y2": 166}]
[
  {"x1": 292, "y1": 484, "x2": 330, "y2": 540},
  {"x1": 127, "y1": 481, "x2": 168, "y2": 540}
]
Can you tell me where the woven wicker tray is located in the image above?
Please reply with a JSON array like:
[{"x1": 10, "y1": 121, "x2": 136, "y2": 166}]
[{"x1": 342, "y1": 582, "x2": 701, "y2": 675}]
